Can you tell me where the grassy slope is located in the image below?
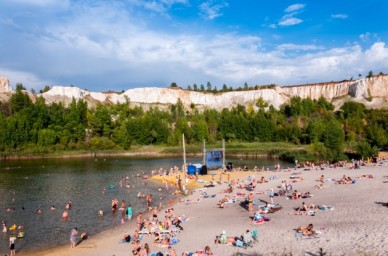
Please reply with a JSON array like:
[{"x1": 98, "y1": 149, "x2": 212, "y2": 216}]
[{"x1": 0, "y1": 142, "x2": 308, "y2": 160}]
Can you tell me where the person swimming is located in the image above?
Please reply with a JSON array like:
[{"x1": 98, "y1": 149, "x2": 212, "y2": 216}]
[{"x1": 62, "y1": 211, "x2": 69, "y2": 219}]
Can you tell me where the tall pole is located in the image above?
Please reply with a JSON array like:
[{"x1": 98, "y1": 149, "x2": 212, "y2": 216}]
[
  {"x1": 222, "y1": 138, "x2": 226, "y2": 170},
  {"x1": 203, "y1": 139, "x2": 206, "y2": 166},
  {"x1": 182, "y1": 134, "x2": 187, "y2": 186},
  {"x1": 182, "y1": 134, "x2": 186, "y2": 174}
]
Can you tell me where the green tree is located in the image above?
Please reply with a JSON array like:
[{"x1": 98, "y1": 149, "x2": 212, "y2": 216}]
[
  {"x1": 256, "y1": 97, "x2": 269, "y2": 110},
  {"x1": 191, "y1": 118, "x2": 208, "y2": 142},
  {"x1": 10, "y1": 88, "x2": 33, "y2": 114},
  {"x1": 16, "y1": 83, "x2": 26, "y2": 91},
  {"x1": 356, "y1": 140, "x2": 378, "y2": 159},
  {"x1": 206, "y1": 82, "x2": 212, "y2": 92},
  {"x1": 322, "y1": 119, "x2": 345, "y2": 161}
]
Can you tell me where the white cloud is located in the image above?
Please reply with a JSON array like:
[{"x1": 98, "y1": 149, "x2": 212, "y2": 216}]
[
  {"x1": 278, "y1": 5, "x2": 305, "y2": 27},
  {"x1": 2, "y1": 0, "x2": 70, "y2": 7},
  {"x1": 276, "y1": 43, "x2": 322, "y2": 52},
  {"x1": 279, "y1": 17, "x2": 303, "y2": 26},
  {"x1": 268, "y1": 24, "x2": 277, "y2": 29},
  {"x1": 0, "y1": 67, "x2": 50, "y2": 90},
  {"x1": 284, "y1": 4, "x2": 305, "y2": 13},
  {"x1": 199, "y1": 0, "x2": 229, "y2": 20},
  {"x1": 144, "y1": 0, "x2": 188, "y2": 13},
  {"x1": 331, "y1": 14, "x2": 348, "y2": 19},
  {"x1": 359, "y1": 32, "x2": 378, "y2": 42},
  {"x1": 0, "y1": 17, "x2": 21, "y2": 29},
  {"x1": 1, "y1": 1, "x2": 388, "y2": 91}
]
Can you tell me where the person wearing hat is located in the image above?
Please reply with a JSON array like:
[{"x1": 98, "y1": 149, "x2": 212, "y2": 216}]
[{"x1": 9, "y1": 234, "x2": 16, "y2": 256}]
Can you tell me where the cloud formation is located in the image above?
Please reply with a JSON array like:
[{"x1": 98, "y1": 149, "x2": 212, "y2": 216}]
[
  {"x1": 199, "y1": 0, "x2": 229, "y2": 20},
  {"x1": 0, "y1": 1, "x2": 387, "y2": 91},
  {"x1": 279, "y1": 4, "x2": 305, "y2": 26},
  {"x1": 284, "y1": 4, "x2": 305, "y2": 13},
  {"x1": 331, "y1": 14, "x2": 348, "y2": 19}
]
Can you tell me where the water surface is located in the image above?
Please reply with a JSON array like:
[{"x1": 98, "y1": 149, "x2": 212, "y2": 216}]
[{"x1": 0, "y1": 156, "x2": 290, "y2": 253}]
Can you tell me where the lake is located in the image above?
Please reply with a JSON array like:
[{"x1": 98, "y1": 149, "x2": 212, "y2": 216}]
[{"x1": 0, "y1": 156, "x2": 291, "y2": 253}]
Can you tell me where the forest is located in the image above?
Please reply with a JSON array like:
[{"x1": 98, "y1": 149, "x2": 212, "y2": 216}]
[{"x1": 0, "y1": 86, "x2": 387, "y2": 162}]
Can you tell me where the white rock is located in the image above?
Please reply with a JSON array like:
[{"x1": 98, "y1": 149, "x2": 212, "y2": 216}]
[{"x1": 1, "y1": 75, "x2": 388, "y2": 110}]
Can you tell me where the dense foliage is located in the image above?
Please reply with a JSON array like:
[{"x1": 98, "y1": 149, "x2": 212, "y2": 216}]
[{"x1": 0, "y1": 88, "x2": 387, "y2": 162}]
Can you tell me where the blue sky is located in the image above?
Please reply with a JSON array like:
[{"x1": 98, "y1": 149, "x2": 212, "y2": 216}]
[{"x1": 0, "y1": 0, "x2": 387, "y2": 91}]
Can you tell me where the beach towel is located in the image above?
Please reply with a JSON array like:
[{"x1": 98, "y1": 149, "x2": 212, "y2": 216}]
[
  {"x1": 169, "y1": 237, "x2": 180, "y2": 245},
  {"x1": 235, "y1": 239, "x2": 244, "y2": 247},
  {"x1": 318, "y1": 205, "x2": 334, "y2": 211}
]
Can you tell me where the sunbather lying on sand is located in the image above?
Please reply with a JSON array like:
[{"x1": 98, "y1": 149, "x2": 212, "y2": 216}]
[
  {"x1": 223, "y1": 185, "x2": 233, "y2": 193},
  {"x1": 337, "y1": 175, "x2": 353, "y2": 184},
  {"x1": 234, "y1": 192, "x2": 246, "y2": 198},
  {"x1": 296, "y1": 223, "x2": 318, "y2": 237},
  {"x1": 179, "y1": 198, "x2": 200, "y2": 204},
  {"x1": 290, "y1": 190, "x2": 301, "y2": 199},
  {"x1": 301, "y1": 192, "x2": 312, "y2": 198},
  {"x1": 359, "y1": 174, "x2": 373, "y2": 179}
]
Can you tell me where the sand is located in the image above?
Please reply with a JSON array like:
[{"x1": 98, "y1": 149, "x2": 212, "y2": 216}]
[{"x1": 17, "y1": 162, "x2": 388, "y2": 256}]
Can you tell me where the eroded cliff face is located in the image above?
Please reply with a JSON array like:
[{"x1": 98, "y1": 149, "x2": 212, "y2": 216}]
[
  {"x1": 0, "y1": 77, "x2": 13, "y2": 102},
  {"x1": 1, "y1": 75, "x2": 388, "y2": 110}
]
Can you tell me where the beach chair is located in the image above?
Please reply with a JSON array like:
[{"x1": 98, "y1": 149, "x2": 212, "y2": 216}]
[{"x1": 170, "y1": 225, "x2": 182, "y2": 234}]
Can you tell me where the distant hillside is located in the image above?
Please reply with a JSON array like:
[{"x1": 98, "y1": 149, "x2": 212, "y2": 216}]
[{"x1": 1, "y1": 75, "x2": 388, "y2": 110}]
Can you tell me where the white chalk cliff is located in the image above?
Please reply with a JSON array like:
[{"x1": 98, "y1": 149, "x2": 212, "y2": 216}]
[{"x1": 1, "y1": 75, "x2": 388, "y2": 110}]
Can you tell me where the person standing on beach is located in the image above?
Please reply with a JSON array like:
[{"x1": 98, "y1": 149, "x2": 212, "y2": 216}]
[
  {"x1": 120, "y1": 199, "x2": 126, "y2": 222},
  {"x1": 248, "y1": 193, "x2": 254, "y2": 214},
  {"x1": 9, "y1": 234, "x2": 16, "y2": 256},
  {"x1": 126, "y1": 204, "x2": 133, "y2": 220},
  {"x1": 70, "y1": 227, "x2": 78, "y2": 248},
  {"x1": 269, "y1": 189, "x2": 274, "y2": 204}
]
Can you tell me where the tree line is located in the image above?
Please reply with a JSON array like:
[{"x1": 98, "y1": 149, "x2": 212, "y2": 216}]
[{"x1": 0, "y1": 86, "x2": 387, "y2": 162}]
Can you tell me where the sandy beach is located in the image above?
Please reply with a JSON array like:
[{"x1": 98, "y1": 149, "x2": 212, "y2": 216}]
[{"x1": 17, "y1": 161, "x2": 388, "y2": 256}]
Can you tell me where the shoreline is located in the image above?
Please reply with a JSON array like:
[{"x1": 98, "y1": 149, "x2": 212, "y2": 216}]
[
  {"x1": 0, "y1": 151, "x2": 278, "y2": 161},
  {"x1": 16, "y1": 162, "x2": 388, "y2": 256}
]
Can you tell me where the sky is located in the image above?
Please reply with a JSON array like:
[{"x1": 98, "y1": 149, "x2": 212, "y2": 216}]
[{"x1": 0, "y1": 0, "x2": 387, "y2": 92}]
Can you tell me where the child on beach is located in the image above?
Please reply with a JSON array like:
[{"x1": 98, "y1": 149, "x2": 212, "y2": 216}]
[
  {"x1": 9, "y1": 234, "x2": 16, "y2": 256},
  {"x1": 70, "y1": 227, "x2": 78, "y2": 248}
]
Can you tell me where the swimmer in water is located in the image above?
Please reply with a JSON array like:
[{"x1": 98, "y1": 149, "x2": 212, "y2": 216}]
[
  {"x1": 50, "y1": 206, "x2": 56, "y2": 211},
  {"x1": 62, "y1": 211, "x2": 69, "y2": 219},
  {"x1": 36, "y1": 209, "x2": 42, "y2": 214}
]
